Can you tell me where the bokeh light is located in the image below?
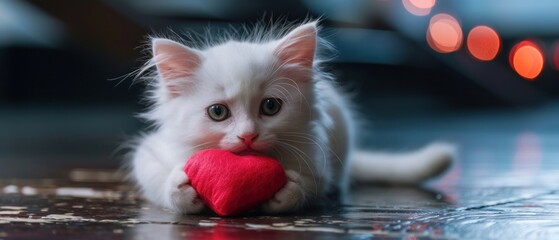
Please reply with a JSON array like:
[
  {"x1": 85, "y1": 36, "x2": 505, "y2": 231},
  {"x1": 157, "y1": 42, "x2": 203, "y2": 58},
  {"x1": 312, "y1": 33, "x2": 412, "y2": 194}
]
[
  {"x1": 427, "y1": 14, "x2": 463, "y2": 53},
  {"x1": 512, "y1": 132, "x2": 542, "y2": 178},
  {"x1": 466, "y1": 26, "x2": 500, "y2": 61},
  {"x1": 402, "y1": 0, "x2": 436, "y2": 16},
  {"x1": 509, "y1": 41, "x2": 544, "y2": 80}
]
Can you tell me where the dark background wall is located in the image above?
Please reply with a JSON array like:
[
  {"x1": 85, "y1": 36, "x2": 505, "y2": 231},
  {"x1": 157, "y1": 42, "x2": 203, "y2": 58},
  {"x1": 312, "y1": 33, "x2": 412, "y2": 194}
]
[{"x1": 1, "y1": 0, "x2": 558, "y2": 177}]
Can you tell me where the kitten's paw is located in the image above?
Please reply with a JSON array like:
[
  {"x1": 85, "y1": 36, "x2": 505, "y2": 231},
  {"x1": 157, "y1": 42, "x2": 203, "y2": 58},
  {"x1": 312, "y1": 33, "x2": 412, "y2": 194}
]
[
  {"x1": 166, "y1": 166, "x2": 205, "y2": 214},
  {"x1": 261, "y1": 170, "x2": 305, "y2": 214},
  {"x1": 170, "y1": 183, "x2": 205, "y2": 214}
]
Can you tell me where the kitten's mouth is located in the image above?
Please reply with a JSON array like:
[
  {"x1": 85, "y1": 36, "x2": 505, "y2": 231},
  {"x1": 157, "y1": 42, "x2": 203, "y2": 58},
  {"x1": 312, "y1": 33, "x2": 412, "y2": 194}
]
[{"x1": 235, "y1": 147, "x2": 264, "y2": 156}]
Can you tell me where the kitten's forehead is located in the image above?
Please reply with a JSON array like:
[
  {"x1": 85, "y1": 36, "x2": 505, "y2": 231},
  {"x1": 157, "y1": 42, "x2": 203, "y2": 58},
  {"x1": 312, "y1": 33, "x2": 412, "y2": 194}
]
[
  {"x1": 200, "y1": 41, "x2": 278, "y2": 99},
  {"x1": 204, "y1": 41, "x2": 275, "y2": 76}
]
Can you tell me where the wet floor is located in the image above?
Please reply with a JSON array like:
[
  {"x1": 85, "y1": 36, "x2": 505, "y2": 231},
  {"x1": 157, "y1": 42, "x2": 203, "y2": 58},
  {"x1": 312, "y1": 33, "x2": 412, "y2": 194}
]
[{"x1": 2, "y1": 104, "x2": 559, "y2": 239}]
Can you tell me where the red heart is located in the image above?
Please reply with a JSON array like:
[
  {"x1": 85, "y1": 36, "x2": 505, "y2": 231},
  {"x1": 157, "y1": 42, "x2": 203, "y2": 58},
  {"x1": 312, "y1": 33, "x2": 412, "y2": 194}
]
[{"x1": 184, "y1": 149, "x2": 286, "y2": 216}]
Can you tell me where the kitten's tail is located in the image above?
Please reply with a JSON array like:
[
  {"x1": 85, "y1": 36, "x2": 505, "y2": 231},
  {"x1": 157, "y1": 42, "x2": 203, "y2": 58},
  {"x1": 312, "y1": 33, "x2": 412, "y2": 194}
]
[{"x1": 349, "y1": 142, "x2": 455, "y2": 184}]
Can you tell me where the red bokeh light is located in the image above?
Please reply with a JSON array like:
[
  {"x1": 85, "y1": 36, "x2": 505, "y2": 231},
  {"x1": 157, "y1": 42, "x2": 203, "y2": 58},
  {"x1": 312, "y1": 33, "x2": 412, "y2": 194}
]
[
  {"x1": 427, "y1": 14, "x2": 463, "y2": 53},
  {"x1": 509, "y1": 41, "x2": 544, "y2": 80},
  {"x1": 466, "y1": 26, "x2": 500, "y2": 61}
]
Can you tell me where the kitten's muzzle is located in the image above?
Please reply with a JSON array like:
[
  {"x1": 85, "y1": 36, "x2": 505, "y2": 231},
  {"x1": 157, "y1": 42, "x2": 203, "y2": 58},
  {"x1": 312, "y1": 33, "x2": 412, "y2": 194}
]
[{"x1": 237, "y1": 133, "x2": 259, "y2": 146}]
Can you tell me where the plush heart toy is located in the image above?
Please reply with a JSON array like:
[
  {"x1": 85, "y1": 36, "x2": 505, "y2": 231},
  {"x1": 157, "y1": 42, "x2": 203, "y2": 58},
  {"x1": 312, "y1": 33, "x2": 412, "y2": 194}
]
[{"x1": 184, "y1": 149, "x2": 287, "y2": 216}]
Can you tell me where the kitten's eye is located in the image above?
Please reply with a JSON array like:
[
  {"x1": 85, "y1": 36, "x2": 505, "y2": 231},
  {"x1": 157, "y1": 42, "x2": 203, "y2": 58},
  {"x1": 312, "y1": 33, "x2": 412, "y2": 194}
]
[
  {"x1": 207, "y1": 104, "x2": 230, "y2": 121},
  {"x1": 260, "y1": 98, "x2": 282, "y2": 116}
]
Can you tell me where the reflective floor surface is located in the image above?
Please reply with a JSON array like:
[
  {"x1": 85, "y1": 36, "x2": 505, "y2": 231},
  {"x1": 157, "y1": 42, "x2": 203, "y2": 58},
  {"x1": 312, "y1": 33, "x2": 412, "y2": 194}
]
[{"x1": 2, "y1": 103, "x2": 559, "y2": 239}]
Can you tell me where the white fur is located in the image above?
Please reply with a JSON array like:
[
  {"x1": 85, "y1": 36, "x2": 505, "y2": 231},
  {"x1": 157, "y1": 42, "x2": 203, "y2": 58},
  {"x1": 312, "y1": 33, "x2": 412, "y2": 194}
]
[{"x1": 130, "y1": 22, "x2": 453, "y2": 214}]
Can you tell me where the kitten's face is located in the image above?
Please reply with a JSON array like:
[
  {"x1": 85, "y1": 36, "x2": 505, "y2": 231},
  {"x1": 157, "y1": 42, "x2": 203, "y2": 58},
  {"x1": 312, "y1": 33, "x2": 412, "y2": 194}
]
[
  {"x1": 151, "y1": 23, "x2": 317, "y2": 156},
  {"x1": 178, "y1": 41, "x2": 313, "y2": 155}
]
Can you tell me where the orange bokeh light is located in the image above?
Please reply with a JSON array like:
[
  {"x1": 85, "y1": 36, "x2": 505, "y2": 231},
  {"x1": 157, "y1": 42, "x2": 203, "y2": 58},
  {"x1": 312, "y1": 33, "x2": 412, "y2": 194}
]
[
  {"x1": 403, "y1": 0, "x2": 436, "y2": 16},
  {"x1": 509, "y1": 41, "x2": 544, "y2": 80},
  {"x1": 467, "y1": 26, "x2": 500, "y2": 61},
  {"x1": 427, "y1": 14, "x2": 463, "y2": 53}
]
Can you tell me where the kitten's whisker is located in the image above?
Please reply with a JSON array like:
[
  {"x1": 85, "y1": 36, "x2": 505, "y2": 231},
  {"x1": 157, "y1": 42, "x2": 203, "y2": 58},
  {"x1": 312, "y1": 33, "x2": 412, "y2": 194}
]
[
  {"x1": 268, "y1": 59, "x2": 299, "y2": 79},
  {"x1": 180, "y1": 141, "x2": 216, "y2": 156},
  {"x1": 277, "y1": 77, "x2": 313, "y2": 117},
  {"x1": 275, "y1": 83, "x2": 296, "y2": 102},
  {"x1": 274, "y1": 142, "x2": 303, "y2": 176},
  {"x1": 265, "y1": 75, "x2": 311, "y2": 115},
  {"x1": 281, "y1": 132, "x2": 344, "y2": 173},
  {"x1": 276, "y1": 141, "x2": 319, "y2": 196},
  {"x1": 281, "y1": 137, "x2": 328, "y2": 180},
  {"x1": 270, "y1": 148, "x2": 284, "y2": 163},
  {"x1": 269, "y1": 84, "x2": 294, "y2": 103},
  {"x1": 267, "y1": 86, "x2": 290, "y2": 103},
  {"x1": 266, "y1": 77, "x2": 301, "y2": 101},
  {"x1": 281, "y1": 132, "x2": 344, "y2": 167}
]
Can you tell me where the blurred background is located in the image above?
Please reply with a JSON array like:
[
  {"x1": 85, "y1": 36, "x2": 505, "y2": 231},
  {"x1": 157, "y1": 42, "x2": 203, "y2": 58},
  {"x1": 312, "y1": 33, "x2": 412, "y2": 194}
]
[{"x1": 1, "y1": 0, "x2": 559, "y2": 178}]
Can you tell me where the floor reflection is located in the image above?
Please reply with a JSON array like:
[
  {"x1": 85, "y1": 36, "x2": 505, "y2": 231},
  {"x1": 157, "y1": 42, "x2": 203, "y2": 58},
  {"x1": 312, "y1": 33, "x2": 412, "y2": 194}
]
[
  {"x1": 4, "y1": 104, "x2": 559, "y2": 238},
  {"x1": 341, "y1": 185, "x2": 451, "y2": 209}
]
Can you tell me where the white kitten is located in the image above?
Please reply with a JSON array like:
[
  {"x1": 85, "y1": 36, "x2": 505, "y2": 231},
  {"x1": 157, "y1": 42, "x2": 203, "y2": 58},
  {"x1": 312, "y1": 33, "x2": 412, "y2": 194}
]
[{"x1": 130, "y1": 22, "x2": 453, "y2": 214}]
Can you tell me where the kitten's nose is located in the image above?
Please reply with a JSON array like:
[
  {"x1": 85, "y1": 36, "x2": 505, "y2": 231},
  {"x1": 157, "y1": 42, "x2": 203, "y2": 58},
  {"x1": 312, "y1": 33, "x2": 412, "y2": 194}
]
[{"x1": 237, "y1": 133, "x2": 259, "y2": 146}]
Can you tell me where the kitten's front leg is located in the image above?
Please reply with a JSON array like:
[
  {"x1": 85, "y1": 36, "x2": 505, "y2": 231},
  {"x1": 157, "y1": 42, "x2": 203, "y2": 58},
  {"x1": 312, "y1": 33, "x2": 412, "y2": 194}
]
[
  {"x1": 261, "y1": 170, "x2": 308, "y2": 213},
  {"x1": 164, "y1": 164, "x2": 206, "y2": 214}
]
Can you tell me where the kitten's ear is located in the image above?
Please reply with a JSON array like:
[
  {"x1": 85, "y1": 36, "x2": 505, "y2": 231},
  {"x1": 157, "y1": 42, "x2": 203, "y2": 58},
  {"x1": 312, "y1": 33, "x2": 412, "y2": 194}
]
[
  {"x1": 152, "y1": 38, "x2": 201, "y2": 96},
  {"x1": 275, "y1": 22, "x2": 317, "y2": 69}
]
